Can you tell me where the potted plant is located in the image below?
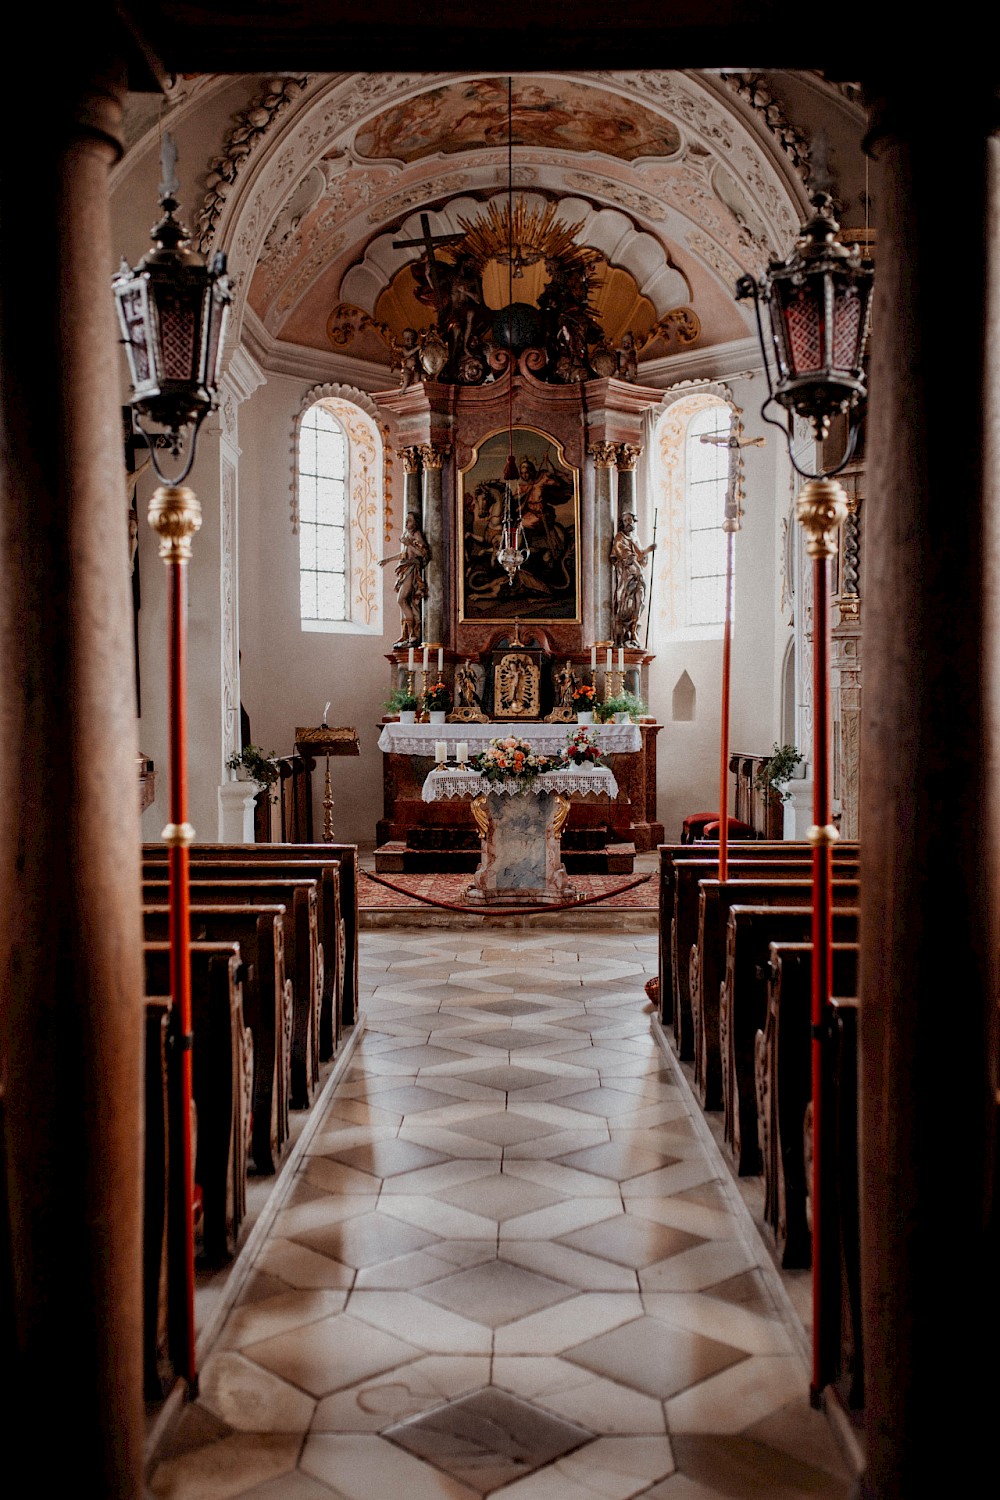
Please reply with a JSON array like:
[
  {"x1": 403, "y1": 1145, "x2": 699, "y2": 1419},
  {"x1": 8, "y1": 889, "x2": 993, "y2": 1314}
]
[
  {"x1": 596, "y1": 690, "x2": 648, "y2": 723},
  {"x1": 225, "y1": 743, "x2": 280, "y2": 801},
  {"x1": 386, "y1": 686, "x2": 419, "y2": 723},
  {"x1": 754, "y1": 742, "x2": 803, "y2": 803},
  {"x1": 571, "y1": 682, "x2": 597, "y2": 724},
  {"x1": 422, "y1": 679, "x2": 452, "y2": 724}
]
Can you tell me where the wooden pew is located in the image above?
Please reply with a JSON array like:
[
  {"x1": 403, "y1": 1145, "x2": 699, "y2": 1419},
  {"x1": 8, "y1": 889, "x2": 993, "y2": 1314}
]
[
  {"x1": 670, "y1": 852, "x2": 860, "y2": 1064},
  {"x1": 144, "y1": 943, "x2": 253, "y2": 1265},
  {"x1": 142, "y1": 994, "x2": 175, "y2": 1399},
  {"x1": 657, "y1": 841, "x2": 859, "y2": 1041},
  {"x1": 690, "y1": 876, "x2": 860, "y2": 1110},
  {"x1": 721, "y1": 903, "x2": 860, "y2": 1175},
  {"x1": 755, "y1": 941, "x2": 859, "y2": 1270},
  {"x1": 143, "y1": 905, "x2": 289, "y2": 1176},
  {"x1": 144, "y1": 842, "x2": 360, "y2": 1032},
  {"x1": 143, "y1": 877, "x2": 320, "y2": 1111},
  {"x1": 144, "y1": 850, "x2": 346, "y2": 1062}
]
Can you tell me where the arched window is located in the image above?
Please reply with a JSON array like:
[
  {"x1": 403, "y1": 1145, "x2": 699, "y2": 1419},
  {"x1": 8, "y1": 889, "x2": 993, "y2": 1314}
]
[
  {"x1": 685, "y1": 403, "x2": 733, "y2": 629},
  {"x1": 294, "y1": 387, "x2": 384, "y2": 634},
  {"x1": 650, "y1": 391, "x2": 734, "y2": 641}
]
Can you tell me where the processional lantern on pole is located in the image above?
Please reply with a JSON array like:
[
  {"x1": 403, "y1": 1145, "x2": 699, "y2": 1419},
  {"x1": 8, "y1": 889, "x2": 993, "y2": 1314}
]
[
  {"x1": 737, "y1": 190, "x2": 873, "y2": 1403},
  {"x1": 112, "y1": 132, "x2": 232, "y2": 1392}
]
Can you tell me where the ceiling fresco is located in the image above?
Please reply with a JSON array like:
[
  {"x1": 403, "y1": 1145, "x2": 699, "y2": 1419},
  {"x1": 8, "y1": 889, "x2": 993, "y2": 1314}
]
[{"x1": 353, "y1": 77, "x2": 684, "y2": 164}]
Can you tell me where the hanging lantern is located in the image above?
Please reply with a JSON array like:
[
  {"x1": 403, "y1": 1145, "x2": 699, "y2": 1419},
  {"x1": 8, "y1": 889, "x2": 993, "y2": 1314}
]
[
  {"x1": 737, "y1": 192, "x2": 873, "y2": 453},
  {"x1": 113, "y1": 134, "x2": 232, "y2": 482},
  {"x1": 495, "y1": 453, "x2": 529, "y2": 584}
]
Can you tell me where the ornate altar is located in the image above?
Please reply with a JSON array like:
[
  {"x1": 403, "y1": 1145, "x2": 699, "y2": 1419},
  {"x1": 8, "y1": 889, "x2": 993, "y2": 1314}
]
[{"x1": 371, "y1": 191, "x2": 669, "y2": 872}]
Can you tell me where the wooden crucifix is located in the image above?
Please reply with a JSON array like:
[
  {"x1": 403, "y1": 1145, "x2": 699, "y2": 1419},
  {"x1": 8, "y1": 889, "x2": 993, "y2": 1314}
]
[{"x1": 393, "y1": 213, "x2": 465, "y2": 309}]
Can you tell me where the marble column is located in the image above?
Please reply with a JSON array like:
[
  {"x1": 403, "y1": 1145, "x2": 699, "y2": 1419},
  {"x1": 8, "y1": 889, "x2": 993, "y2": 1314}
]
[
  {"x1": 589, "y1": 442, "x2": 617, "y2": 647},
  {"x1": 0, "y1": 27, "x2": 146, "y2": 1497},
  {"x1": 854, "y1": 77, "x2": 999, "y2": 1500},
  {"x1": 419, "y1": 443, "x2": 448, "y2": 648},
  {"x1": 616, "y1": 442, "x2": 641, "y2": 523}
]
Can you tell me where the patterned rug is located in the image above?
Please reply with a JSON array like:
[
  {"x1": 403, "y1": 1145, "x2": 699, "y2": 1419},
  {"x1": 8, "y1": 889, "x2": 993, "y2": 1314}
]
[{"x1": 358, "y1": 868, "x2": 657, "y2": 913}]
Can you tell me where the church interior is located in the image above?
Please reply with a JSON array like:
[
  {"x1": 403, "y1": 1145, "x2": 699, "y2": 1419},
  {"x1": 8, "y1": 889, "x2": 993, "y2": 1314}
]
[{"x1": 2, "y1": 8, "x2": 997, "y2": 1500}]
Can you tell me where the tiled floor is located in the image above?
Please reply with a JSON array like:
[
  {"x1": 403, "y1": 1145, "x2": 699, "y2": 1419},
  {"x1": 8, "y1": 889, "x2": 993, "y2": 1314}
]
[{"x1": 149, "y1": 929, "x2": 855, "y2": 1499}]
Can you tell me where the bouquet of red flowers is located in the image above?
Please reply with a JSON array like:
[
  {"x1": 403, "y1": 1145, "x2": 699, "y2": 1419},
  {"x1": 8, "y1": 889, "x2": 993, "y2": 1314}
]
[{"x1": 561, "y1": 725, "x2": 607, "y2": 768}]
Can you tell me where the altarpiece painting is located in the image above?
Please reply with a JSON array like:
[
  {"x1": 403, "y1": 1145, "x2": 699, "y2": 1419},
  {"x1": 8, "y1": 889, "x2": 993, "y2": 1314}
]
[{"x1": 459, "y1": 426, "x2": 580, "y2": 624}]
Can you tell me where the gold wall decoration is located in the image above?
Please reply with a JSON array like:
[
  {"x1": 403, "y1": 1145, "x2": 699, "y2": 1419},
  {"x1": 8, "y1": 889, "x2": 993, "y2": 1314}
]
[{"x1": 493, "y1": 652, "x2": 541, "y2": 719}]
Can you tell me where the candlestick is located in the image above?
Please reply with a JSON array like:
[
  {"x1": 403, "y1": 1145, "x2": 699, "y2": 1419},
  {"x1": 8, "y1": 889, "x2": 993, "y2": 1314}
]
[
  {"x1": 437, "y1": 646, "x2": 444, "y2": 672},
  {"x1": 434, "y1": 739, "x2": 447, "y2": 767},
  {"x1": 407, "y1": 647, "x2": 415, "y2": 671},
  {"x1": 456, "y1": 741, "x2": 468, "y2": 764}
]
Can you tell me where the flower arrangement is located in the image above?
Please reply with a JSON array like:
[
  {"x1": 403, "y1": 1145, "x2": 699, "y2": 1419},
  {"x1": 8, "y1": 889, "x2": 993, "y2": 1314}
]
[
  {"x1": 571, "y1": 682, "x2": 596, "y2": 710},
  {"x1": 422, "y1": 679, "x2": 453, "y2": 713},
  {"x1": 470, "y1": 735, "x2": 552, "y2": 788},
  {"x1": 561, "y1": 725, "x2": 607, "y2": 768}
]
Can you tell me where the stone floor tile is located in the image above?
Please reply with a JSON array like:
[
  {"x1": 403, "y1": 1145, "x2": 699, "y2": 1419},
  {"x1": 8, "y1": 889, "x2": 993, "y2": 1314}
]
[
  {"x1": 419, "y1": 1259, "x2": 575, "y2": 1326},
  {"x1": 220, "y1": 1290, "x2": 349, "y2": 1351},
  {"x1": 492, "y1": 1356, "x2": 667, "y2": 1435},
  {"x1": 564, "y1": 1314, "x2": 747, "y2": 1400},
  {"x1": 149, "y1": 1433, "x2": 305, "y2": 1500},
  {"x1": 499, "y1": 1240, "x2": 639, "y2": 1293},
  {"x1": 290, "y1": 1209, "x2": 439, "y2": 1268},
  {"x1": 668, "y1": 1432, "x2": 852, "y2": 1498},
  {"x1": 312, "y1": 1355, "x2": 492, "y2": 1433},
  {"x1": 346, "y1": 1289, "x2": 494, "y2": 1352},
  {"x1": 254, "y1": 1240, "x2": 357, "y2": 1292},
  {"x1": 195, "y1": 1350, "x2": 316, "y2": 1432},
  {"x1": 300, "y1": 1433, "x2": 479, "y2": 1499},
  {"x1": 663, "y1": 1355, "x2": 808, "y2": 1436},
  {"x1": 246, "y1": 1312, "x2": 423, "y2": 1397},
  {"x1": 492, "y1": 1292, "x2": 644, "y2": 1356}
]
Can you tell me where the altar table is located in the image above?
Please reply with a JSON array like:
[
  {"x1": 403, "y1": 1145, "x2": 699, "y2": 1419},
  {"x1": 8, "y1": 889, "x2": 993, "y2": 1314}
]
[{"x1": 421, "y1": 764, "x2": 618, "y2": 904}]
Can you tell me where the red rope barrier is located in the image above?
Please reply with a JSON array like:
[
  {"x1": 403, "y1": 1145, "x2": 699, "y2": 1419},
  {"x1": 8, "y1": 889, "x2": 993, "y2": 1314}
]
[{"x1": 359, "y1": 868, "x2": 653, "y2": 917}]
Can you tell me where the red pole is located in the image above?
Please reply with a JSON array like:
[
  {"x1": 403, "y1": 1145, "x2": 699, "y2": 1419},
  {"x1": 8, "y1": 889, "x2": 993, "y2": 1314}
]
[
  {"x1": 796, "y1": 475, "x2": 847, "y2": 1403},
  {"x1": 150, "y1": 482, "x2": 203, "y2": 1392},
  {"x1": 718, "y1": 527, "x2": 735, "y2": 883}
]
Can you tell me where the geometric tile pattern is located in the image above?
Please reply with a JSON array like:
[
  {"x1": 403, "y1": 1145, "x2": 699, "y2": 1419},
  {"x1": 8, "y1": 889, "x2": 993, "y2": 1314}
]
[{"x1": 148, "y1": 929, "x2": 856, "y2": 1500}]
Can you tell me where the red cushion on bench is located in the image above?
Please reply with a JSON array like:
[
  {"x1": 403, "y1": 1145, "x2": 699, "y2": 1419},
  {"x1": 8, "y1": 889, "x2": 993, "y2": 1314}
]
[
  {"x1": 681, "y1": 812, "x2": 721, "y2": 843},
  {"x1": 700, "y1": 818, "x2": 757, "y2": 840}
]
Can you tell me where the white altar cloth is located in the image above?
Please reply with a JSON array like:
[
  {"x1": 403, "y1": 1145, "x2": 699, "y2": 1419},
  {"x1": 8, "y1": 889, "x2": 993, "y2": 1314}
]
[
  {"x1": 422, "y1": 764, "x2": 618, "y2": 802},
  {"x1": 379, "y1": 720, "x2": 641, "y2": 757}
]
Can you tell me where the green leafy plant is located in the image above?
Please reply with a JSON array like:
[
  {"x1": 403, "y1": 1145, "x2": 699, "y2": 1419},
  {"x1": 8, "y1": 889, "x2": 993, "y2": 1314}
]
[
  {"x1": 386, "y1": 686, "x2": 419, "y2": 713},
  {"x1": 226, "y1": 744, "x2": 280, "y2": 801},
  {"x1": 422, "y1": 680, "x2": 453, "y2": 713},
  {"x1": 595, "y1": 690, "x2": 648, "y2": 723},
  {"x1": 754, "y1": 742, "x2": 803, "y2": 802}
]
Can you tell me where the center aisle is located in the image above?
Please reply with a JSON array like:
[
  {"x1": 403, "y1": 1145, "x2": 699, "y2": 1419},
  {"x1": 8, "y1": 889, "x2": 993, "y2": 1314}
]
[{"x1": 150, "y1": 930, "x2": 853, "y2": 1500}]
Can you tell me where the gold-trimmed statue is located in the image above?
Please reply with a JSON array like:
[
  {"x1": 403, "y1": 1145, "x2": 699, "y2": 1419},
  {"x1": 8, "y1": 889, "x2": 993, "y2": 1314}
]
[{"x1": 611, "y1": 510, "x2": 656, "y2": 649}]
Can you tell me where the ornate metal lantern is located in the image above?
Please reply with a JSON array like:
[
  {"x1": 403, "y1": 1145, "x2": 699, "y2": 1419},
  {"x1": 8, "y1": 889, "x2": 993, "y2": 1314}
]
[
  {"x1": 737, "y1": 192, "x2": 873, "y2": 462},
  {"x1": 113, "y1": 135, "x2": 231, "y2": 482},
  {"x1": 496, "y1": 453, "x2": 529, "y2": 584}
]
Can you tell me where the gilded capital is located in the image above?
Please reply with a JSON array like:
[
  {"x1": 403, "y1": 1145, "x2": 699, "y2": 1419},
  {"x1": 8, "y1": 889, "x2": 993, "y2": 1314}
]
[
  {"x1": 419, "y1": 443, "x2": 449, "y2": 470},
  {"x1": 401, "y1": 446, "x2": 422, "y2": 475},
  {"x1": 148, "y1": 484, "x2": 203, "y2": 563},
  {"x1": 795, "y1": 476, "x2": 849, "y2": 560},
  {"x1": 616, "y1": 443, "x2": 641, "y2": 472},
  {"x1": 588, "y1": 441, "x2": 618, "y2": 469}
]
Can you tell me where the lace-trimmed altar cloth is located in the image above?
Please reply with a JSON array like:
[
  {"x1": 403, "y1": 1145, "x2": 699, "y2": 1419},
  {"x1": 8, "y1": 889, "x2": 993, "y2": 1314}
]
[
  {"x1": 421, "y1": 764, "x2": 619, "y2": 802},
  {"x1": 379, "y1": 720, "x2": 641, "y2": 756}
]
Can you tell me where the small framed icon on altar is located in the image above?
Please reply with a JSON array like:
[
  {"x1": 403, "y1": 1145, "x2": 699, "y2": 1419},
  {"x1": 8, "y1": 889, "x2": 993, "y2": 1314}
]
[{"x1": 493, "y1": 650, "x2": 541, "y2": 720}]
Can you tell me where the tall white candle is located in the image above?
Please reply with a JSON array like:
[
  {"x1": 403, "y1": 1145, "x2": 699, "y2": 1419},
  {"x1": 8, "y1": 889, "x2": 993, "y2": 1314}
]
[
  {"x1": 434, "y1": 740, "x2": 447, "y2": 764},
  {"x1": 590, "y1": 644, "x2": 597, "y2": 672},
  {"x1": 407, "y1": 647, "x2": 415, "y2": 671},
  {"x1": 605, "y1": 646, "x2": 613, "y2": 672},
  {"x1": 437, "y1": 647, "x2": 444, "y2": 672},
  {"x1": 617, "y1": 648, "x2": 624, "y2": 672},
  {"x1": 456, "y1": 741, "x2": 468, "y2": 764},
  {"x1": 422, "y1": 645, "x2": 429, "y2": 670}
]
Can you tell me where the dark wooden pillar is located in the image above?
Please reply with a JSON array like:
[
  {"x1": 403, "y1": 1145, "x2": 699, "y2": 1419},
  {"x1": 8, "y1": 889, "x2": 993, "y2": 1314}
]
[
  {"x1": 0, "y1": 16, "x2": 148, "y2": 1497},
  {"x1": 856, "y1": 76, "x2": 999, "y2": 1498}
]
